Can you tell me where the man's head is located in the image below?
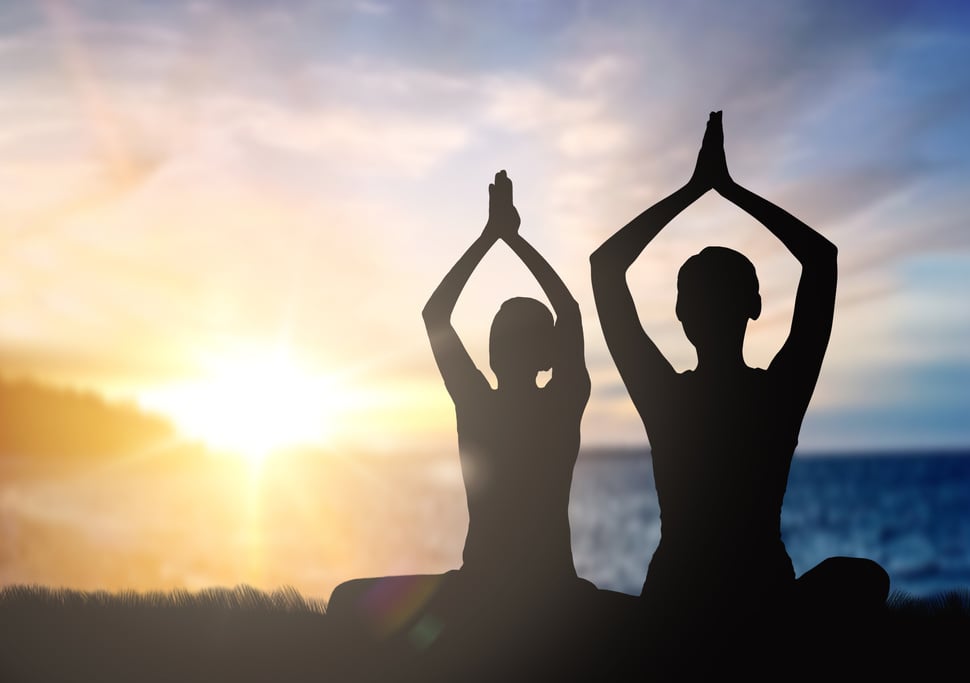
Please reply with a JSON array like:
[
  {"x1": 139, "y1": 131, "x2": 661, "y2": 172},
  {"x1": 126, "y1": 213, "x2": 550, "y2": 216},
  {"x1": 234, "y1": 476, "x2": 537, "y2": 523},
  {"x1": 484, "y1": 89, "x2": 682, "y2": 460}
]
[
  {"x1": 676, "y1": 246, "x2": 761, "y2": 349},
  {"x1": 489, "y1": 297, "x2": 555, "y2": 382}
]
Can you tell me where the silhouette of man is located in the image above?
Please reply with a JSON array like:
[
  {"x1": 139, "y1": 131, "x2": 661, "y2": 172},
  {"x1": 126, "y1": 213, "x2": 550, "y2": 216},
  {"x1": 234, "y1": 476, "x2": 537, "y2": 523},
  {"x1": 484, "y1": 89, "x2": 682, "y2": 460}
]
[{"x1": 590, "y1": 112, "x2": 888, "y2": 647}]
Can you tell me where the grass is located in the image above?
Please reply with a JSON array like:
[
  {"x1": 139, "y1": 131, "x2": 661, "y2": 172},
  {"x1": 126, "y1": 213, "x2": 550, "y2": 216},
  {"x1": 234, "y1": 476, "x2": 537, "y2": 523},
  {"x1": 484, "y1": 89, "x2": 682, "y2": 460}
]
[{"x1": 1, "y1": 584, "x2": 968, "y2": 682}]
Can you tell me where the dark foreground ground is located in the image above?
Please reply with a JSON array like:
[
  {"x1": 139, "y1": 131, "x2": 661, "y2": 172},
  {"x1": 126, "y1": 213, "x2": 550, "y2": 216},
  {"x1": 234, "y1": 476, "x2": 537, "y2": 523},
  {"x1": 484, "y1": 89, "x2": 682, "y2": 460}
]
[{"x1": 0, "y1": 584, "x2": 967, "y2": 682}]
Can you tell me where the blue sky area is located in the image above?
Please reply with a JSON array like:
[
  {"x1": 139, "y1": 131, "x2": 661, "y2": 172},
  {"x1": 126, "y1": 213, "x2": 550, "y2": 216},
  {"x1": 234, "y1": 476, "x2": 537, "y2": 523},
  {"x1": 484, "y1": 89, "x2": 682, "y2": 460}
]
[{"x1": 0, "y1": 0, "x2": 967, "y2": 454}]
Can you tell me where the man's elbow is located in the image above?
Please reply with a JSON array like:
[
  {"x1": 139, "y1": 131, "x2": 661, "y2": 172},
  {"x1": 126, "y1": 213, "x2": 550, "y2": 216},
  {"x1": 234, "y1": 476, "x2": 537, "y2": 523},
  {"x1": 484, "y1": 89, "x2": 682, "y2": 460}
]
[
  {"x1": 822, "y1": 238, "x2": 838, "y2": 262},
  {"x1": 801, "y1": 240, "x2": 837, "y2": 282},
  {"x1": 802, "y1": 237, "x2": 837, "y2": 270},
  {"x1": 820, "y1": 239, "x2": 838, "y2": 276}
]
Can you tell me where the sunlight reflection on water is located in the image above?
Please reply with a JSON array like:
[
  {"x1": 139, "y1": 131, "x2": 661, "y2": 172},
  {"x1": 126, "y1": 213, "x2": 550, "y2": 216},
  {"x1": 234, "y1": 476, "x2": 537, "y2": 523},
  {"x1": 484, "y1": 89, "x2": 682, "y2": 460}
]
[{"x1": 1, "y1": 450, "x2": 967, "y2": 600}]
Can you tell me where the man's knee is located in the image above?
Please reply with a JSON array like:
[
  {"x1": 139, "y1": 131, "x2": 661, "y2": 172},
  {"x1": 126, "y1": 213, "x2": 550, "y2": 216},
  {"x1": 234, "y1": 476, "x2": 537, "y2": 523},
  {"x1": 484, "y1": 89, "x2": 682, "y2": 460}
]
[{"x1": 798, "y1": 556, "x2": 890, "y2": 607}]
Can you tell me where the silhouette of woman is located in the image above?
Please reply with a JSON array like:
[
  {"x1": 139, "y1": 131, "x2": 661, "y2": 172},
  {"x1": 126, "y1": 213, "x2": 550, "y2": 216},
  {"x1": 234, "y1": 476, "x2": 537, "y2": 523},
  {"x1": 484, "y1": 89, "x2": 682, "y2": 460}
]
[
  {"x1": 590, "y1": 112, "x2": 889, "y2": 638},
  {"x1": 327, "y1": 172, "x2": 626, "y2": 678},
  {"x1": 421, "y1": 169, "x2": 591, "y2": 597}
]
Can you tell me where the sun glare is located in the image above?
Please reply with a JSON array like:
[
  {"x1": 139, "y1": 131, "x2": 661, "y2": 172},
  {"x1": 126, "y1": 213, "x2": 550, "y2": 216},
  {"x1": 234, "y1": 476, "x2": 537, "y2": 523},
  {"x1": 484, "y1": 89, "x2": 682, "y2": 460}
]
[{"x1": 140, "y1": 347, "x2": 338, "y2": 465}]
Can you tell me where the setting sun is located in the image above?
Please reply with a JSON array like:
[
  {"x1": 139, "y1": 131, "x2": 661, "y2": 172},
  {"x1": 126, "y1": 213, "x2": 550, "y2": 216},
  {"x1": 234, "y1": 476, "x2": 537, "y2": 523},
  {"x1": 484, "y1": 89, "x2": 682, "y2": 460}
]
[{"x1": 139, "y1": 347, "x2": 338, "y2": 464}]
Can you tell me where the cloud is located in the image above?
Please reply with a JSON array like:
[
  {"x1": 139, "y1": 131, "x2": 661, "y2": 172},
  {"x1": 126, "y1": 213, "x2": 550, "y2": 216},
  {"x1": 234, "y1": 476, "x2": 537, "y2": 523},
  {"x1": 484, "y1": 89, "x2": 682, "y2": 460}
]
[
  {"x1": 216, "y1": 97, "x2": 469, "y2": 176},
  {"x1": 0, "y1": 0, "x2": 967, "y2": 451}
]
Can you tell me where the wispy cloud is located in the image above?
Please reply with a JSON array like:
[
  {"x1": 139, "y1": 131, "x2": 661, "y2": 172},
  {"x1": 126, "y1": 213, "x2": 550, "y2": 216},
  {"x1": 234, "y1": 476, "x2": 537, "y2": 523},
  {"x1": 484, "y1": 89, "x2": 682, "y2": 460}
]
[{"x1": 0, "y1": 0, "x2": 967, "y2": 450}]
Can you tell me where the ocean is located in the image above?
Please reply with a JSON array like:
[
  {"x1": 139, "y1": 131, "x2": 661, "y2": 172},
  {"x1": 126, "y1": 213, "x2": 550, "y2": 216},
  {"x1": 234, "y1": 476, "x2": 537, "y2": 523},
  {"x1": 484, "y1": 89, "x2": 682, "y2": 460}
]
[
  {"x1": 568, "y1": 449, "x2": 970, "y2": 598},
  {"x1": 2, "y1": 448, "x2": 968, "y2": 602}
]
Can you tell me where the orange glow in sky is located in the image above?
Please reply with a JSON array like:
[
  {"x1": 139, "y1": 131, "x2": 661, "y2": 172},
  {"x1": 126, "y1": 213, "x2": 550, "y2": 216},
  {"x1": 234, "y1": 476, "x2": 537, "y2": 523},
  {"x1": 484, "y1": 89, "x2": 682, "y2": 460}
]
[
  {"x1": 138, "y1": 346, "x2": 340, "y2": 463},
  {"x1": 0, "y1": 1, "x2": 966, "y2": 453},
  {"x1": 0, "y1": 0, "x2": 968, "y2": 602}
]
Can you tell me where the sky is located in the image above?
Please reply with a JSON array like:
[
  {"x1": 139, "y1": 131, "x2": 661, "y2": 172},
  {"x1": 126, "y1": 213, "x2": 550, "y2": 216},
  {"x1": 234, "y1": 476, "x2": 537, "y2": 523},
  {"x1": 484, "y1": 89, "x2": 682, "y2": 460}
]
[{"x1": 0, "y1": 0, "x2": 968, "y2": 456}]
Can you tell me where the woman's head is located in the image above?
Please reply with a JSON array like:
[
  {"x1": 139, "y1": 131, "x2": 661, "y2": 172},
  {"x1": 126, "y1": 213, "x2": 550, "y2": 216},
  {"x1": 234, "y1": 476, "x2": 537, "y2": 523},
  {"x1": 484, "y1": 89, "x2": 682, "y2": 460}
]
[
  {"x1": 489, "y1": 297, "x2": 555, "y2": 382},
  {"x1": 676, "y1": 246, "x2": 761, "y2": 348}
]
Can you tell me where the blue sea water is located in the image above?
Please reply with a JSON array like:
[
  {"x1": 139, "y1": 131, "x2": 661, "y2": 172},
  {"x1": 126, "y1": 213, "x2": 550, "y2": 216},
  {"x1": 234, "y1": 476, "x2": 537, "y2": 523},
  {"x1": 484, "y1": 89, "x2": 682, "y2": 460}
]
[{"x1": 568, "y1": 450, "x2": 970, "y2": 598}]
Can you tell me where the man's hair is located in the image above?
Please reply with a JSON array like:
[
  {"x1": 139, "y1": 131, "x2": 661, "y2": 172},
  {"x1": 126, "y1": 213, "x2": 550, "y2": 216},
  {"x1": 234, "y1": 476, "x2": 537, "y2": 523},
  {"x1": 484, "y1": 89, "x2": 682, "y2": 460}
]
[{"x1": 676, "y1": 246, "x2": 761, "y2": 321}]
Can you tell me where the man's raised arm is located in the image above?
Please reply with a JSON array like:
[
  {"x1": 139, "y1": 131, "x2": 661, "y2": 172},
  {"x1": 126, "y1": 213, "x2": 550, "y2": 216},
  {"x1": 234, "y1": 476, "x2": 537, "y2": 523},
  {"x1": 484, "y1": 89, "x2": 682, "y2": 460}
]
[
  {"x1": 711, "y1": 114, "x2": 838, "y2": 408},
  {"x1": 590, "y1": 114, "x2": 722, "y2": 408}
]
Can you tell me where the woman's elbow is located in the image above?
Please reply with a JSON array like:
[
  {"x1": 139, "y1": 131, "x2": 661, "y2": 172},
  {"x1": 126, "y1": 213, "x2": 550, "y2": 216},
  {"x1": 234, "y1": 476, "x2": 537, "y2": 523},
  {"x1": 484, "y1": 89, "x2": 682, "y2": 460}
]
[
  {"x1": 421, "y1": 302, "x2": 442, "y2": 325},
  {"x1": 589, "y1": 247, "x2": 609, "y2": 272}
]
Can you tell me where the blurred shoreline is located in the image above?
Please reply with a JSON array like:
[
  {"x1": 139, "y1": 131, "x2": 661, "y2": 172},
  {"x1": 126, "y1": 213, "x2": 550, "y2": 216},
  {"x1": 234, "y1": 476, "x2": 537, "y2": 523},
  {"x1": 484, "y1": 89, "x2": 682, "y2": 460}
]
[{"x1": 2, "y1": 446, "x2": 969, "y2": 602}]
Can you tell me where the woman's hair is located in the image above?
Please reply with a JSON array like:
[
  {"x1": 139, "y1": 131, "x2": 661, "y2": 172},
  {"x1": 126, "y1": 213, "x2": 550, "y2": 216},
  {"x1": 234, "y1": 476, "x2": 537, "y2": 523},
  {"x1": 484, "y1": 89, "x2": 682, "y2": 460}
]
[{"x1": 489, "y1": 297, "x2": 555, "y2": 377}]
